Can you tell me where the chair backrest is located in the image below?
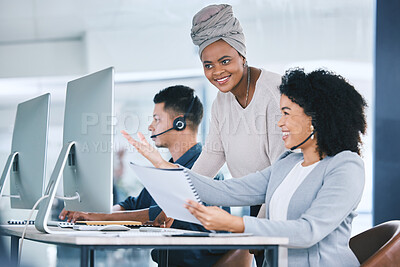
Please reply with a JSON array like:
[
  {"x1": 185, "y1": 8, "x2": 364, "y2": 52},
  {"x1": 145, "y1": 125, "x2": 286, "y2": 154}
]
[{"x1": 349, "y1": 220, "x2": 400, "y2": 266}]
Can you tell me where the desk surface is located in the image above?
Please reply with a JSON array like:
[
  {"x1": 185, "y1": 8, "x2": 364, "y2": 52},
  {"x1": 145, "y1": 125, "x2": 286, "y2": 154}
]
[{"x1": 0, "y1": 225, "x2": 288, "y2": 247}]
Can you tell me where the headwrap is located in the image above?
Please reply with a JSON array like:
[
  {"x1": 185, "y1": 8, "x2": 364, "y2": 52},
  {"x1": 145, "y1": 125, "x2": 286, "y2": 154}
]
[{"x1": 191, "y1": 4, "x2": 246, "y2": 58}]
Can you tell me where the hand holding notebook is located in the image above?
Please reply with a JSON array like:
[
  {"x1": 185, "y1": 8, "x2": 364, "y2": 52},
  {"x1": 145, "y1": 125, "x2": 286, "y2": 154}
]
[{"x1": 129, "y1": 163, "x2": 202, "y2": 225}]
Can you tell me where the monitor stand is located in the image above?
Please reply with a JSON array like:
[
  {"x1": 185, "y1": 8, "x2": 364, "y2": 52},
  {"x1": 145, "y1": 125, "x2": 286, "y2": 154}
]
[
  {"x1": 35, "y1": 142, "x2": 78, "y2": 234},
  {"x1": 0, "y1": 152, "x2": 20, "y2": 200}
]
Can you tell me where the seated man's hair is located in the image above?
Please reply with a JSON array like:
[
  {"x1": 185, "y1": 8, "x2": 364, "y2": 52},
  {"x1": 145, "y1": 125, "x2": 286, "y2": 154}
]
[{"x1": 153, "y1": 85, "x2": 203, "y2": 131}]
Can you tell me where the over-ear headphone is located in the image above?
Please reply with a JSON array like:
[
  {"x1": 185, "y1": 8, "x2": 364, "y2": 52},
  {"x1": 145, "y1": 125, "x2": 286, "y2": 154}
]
[{"x1": 150, "y1": 96, "x2": 196, "y2": 138}]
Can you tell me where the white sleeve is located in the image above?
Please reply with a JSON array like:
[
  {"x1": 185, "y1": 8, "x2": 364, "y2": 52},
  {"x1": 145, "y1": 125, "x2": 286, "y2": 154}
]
[{"x1": 192, "y1": 100, "x2": 226, "y2": 177}]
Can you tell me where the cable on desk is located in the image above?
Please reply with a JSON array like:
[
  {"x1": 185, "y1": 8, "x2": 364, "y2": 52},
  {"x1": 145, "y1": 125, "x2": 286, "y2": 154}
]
[{"x1": 19, "y1": 194, "x2": 49, "y2": 266}]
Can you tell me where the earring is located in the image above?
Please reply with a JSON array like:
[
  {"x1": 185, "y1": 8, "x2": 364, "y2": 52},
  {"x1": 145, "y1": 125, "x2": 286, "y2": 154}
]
[{"x1": 310, "y1": 125, "x2": 315, "y2": 140}]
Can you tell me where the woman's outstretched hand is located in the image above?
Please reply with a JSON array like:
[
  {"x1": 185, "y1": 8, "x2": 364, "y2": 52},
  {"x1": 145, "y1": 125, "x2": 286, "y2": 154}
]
[
  {"x1": 121, "y1": 130, "x2": 176, "y2": 169},
  {"x1": 185, "y1": 200, "x2": 245, "y2": 233}
]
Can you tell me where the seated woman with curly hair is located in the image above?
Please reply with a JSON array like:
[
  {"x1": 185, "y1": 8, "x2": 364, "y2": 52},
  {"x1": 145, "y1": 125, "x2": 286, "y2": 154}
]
[{"x1": 182, "y1": 68, "x2": 368, "y2": 267}]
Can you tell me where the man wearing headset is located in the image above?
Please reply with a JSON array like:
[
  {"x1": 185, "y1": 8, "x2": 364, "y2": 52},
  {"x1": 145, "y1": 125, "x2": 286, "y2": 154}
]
[{"x1": 59, "y1": 85, "x2": 228, "y2": 267}]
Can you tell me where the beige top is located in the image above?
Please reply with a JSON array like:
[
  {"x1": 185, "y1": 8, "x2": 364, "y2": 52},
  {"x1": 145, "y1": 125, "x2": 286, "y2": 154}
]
[{"x1": 192, "y1": 69, "x2": 285, "y2": 178}]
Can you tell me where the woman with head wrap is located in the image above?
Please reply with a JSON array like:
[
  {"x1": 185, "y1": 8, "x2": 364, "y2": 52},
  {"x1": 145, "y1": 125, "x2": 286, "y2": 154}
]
[
  {"x1": 189, "y1": 3, "x2": 285, "y2": 211},
  {"x1": 189, "y1": 6, "x2": 286, "y2": 264}
]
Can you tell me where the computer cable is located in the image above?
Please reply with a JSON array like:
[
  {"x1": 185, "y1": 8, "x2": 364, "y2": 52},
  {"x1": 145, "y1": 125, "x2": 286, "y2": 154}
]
[
  {"x1": 18, "y1": 192, "x2": 80, "y2": 265},
  {"x1": 18, "y1": 194, "x2": 49, "y2": 266}
]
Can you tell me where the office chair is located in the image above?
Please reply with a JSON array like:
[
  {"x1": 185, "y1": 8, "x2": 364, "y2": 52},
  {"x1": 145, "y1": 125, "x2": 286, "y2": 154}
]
[{"x1": 349, "y1": 220, "x2": 400, "y2": 266}]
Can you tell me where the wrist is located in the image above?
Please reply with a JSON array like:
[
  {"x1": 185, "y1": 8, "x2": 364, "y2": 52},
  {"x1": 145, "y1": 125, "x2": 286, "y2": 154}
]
[
  {"x1": 155, "y1": 159, "x2": 176, "y2": 169},
  {"x1": 153, "y1": 158, "x2": 166, "y2": 168},
  {"x1": 228, "y1": 215, "x2": 245, "y2": 233}
]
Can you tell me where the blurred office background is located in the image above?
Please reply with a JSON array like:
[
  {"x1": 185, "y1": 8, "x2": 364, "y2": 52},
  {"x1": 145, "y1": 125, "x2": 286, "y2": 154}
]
[{"x1": 0, "y1": 0, "x2": 380, "y2": 266}]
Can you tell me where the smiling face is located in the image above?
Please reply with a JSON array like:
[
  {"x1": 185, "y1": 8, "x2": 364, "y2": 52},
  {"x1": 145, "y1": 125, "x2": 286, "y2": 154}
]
[
  {"x1": 200, "y1": 40, "x2": 246, "y2": 94},
  {"x1": 278, "y1": 94, "x2": 316, "y2": 150},
  {"x1": 148, "y1": 103, "x2": 175, "y2": 148}
]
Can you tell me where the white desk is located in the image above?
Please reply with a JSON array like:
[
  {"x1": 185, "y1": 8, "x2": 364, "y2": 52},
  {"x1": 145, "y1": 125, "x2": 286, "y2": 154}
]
[{"x1": 1, "y1": 225, "x2": 288, "y2": 267}]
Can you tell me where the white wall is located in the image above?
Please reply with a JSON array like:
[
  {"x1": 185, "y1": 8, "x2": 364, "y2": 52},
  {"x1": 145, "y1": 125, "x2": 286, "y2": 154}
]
[{"x1": 0, "y1": 40, "x2": 86, "y2": 78}]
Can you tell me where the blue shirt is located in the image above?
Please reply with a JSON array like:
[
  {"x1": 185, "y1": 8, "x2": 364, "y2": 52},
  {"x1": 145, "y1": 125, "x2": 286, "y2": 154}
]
[{"x1": 118, "y1": 143, "x2": 228, "y2": 267}]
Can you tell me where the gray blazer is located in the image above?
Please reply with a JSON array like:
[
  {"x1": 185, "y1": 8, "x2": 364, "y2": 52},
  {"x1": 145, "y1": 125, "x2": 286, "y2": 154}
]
[{"x1": 188, "y1": 150, "x2": 364, "y2": 267}]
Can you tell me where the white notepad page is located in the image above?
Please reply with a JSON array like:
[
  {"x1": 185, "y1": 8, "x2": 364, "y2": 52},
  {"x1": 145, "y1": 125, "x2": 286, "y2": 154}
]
[{"x1": 129, "y1": 163, "x2": 202, "y2": 225}]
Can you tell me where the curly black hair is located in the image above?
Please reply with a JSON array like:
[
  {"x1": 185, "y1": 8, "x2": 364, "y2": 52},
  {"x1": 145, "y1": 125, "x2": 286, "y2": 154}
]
[{"x1": 279, "y1": 68, "x2": 367, "y2": 157}]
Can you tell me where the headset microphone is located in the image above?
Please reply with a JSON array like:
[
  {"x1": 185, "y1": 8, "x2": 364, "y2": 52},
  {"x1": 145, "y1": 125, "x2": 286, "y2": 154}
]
[
  {"x1": 150, "y1": 127, "x2": 175, "y2": 138},
  {"x1": 290, "y1": 130, "x2": 316, "y2": 151},
  {"x1": 150, "y1": 96, "x2": 196, "y2": 139}
]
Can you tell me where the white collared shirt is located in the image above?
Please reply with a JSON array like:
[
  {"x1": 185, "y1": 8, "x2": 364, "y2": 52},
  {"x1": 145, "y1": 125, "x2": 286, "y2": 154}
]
[{"x1": 269, "y1": 160, "x2": 320, "y2": 267}]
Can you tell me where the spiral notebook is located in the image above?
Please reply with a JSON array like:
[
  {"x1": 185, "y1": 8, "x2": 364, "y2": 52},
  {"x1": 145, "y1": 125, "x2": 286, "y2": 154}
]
[{"x1": 129, "y1": 163, "x2": 202, "y2": 225}]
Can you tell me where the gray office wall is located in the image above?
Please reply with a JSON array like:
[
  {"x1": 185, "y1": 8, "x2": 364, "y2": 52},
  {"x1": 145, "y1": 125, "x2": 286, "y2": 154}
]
[{"x1": 374, "y1": 0, "x2": 400, "y2": 225}]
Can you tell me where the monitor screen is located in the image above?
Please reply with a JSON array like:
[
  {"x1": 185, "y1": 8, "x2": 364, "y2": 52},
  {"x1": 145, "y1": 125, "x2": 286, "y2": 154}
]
[
  {"x1": 10, "y1": 93, "x2": 50, "y2": 209},
  {"x1": 62, "y1": 67, "x2": 114, "y2": 213}
]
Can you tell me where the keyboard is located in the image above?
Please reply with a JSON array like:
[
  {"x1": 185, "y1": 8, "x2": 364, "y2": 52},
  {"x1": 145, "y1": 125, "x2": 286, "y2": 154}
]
[
  {"x1": 57, "y1": 222, "x2": 75, "y2": 228},
  {"x1": 73, "y1": 224, "x2": 131, "y2": 231},
  {"x1": 7, "y1": 220, "x2": 75, "y2": 228},
  {"x1": 8, "y1": 220, "x2": 35, "y2": 225},
  {"x1": 74, "y1": 221, "x2": 154, "y2": 229}
]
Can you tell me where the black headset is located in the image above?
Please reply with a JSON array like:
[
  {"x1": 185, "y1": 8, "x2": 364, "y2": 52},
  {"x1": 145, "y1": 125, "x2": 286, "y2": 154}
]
[
  {"x1": 150, "y1": 96, "x2": 196, "y2": 138},
  {"x1": 290, "y1": 130, "x2": 316, "y2": 150}
]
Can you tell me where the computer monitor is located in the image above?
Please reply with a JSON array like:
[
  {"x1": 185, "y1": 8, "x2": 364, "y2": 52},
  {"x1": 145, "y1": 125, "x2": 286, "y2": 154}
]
[
  {"x1": 35, "y1": 67, "x2": 114, "y2": 233},
  {"x1": 62, "y1": 67, "x2": 114, "y2": 212},
  {"x1": 0, "y1": 93, "x2": 50, "y2": 209}
]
